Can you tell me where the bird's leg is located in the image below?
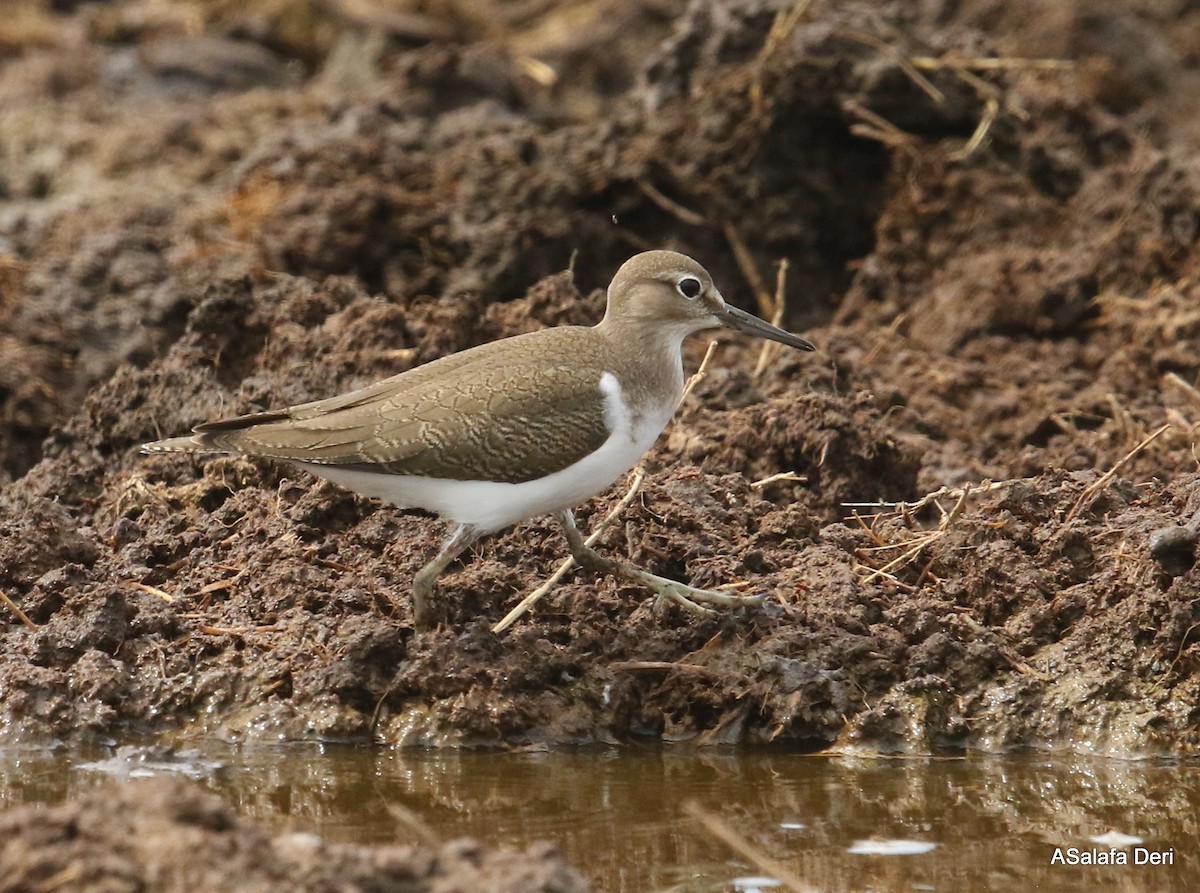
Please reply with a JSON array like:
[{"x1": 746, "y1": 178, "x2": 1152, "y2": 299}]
[
  {"x1": 555, "y1": 510, "x2": 766, "y2": 615},
  {"x1": 411, "y1": 523, "x2": 484, "y2": 631}
]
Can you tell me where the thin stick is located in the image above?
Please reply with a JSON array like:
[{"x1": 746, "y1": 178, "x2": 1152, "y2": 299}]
[
  {"x1": 750, "y1": 471, "x2": 807, "y2": 489},
  {"x1": 950, "y1": 95, "x2": 999, "y2": 160},
  {"x1": 842, "y1": 478, "x2": 1013, "y2": 515},
  {"x1": 853, "y1": 486, "x2": 973, "y2": 584},
  {"x1": 125, "y1": 581, "x2": 175, "y2": 603},
  {"x1": 938, "y1": 483, "x2": 971, "y2": 530},
  {"x1": 610, "y1": 660, "x2": 713, "y2": 674},
  {"x1": 682, "y1": 801, "x2": 819, "y2": 893},
  {"x1": 750, "y1": 0, "x2": 816, "y2": 119},
  {"x1": 491, "y1": 469, "x2": 646, "y2": 634},
  {"x1": 753, "y1": 259, "x2": 790, "y2": 379},
  {"x1": 1, "y1": 589, "x2": 36, "y2": 630},
  {"x1": 1065, "y1": 424, "x2": 1171, "y2": 523},
  {"x1": 910, "y1": 55, "x2": 1075, "y2": 71},
  {"x1": 516, "y1": 56, "x2": 557, "y2": 87},
  {"x1": 940, "y1": 64, "x2": 1007, "y2": 159},
  {"x1": 387, "y1": 803, "x2": 442, "y2": 850},
  {"x1": 853, "y1": 563, "x2": 917, "y2": 592},
  {"x1": 1165, "y1": 371, "x2": 1200, "y2": 409},
  {"x1": 843, "y1": 100, "x2": 916, "y2": 148},
  {"x1": 682, "y1": 339, "x2": 719, "y2": 404},
  {"x1": 860, "y1": 535, "x2": 940, "y2": 583},
  {"x1": 636, "y1": 180, "x2": 707, "y2": 227},
  {"x1": 840, "y1": 28, "x2": 945, "y2": 103},
  {"x1": 723, "y1": 222, "x2": 775, "y2": 319}
]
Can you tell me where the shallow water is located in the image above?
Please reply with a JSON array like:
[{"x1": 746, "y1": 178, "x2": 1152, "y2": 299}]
[{"x1": 1, "y1": 742, "x2": 1196, "y2": 892}]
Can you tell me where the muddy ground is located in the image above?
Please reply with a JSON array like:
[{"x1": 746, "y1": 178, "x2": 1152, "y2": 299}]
[
  {"x1": 0, "y1": 775, "x2": 587, "y2": 893},
  {"x1": 1, "y1": 0, "x2": 1199, "y2": 762}
]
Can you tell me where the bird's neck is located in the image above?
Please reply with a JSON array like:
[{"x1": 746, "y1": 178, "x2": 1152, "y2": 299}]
[{"x1": 594, "y1": 315, "x2": 689, "y2": 418}]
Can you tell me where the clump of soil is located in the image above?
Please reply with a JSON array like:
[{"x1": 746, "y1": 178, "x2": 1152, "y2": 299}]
[
  {"x1": 1, "y1": 0, "x2": 1199, "y2": 756},
  {"x1": 0, "y1": 777, "x2": 587, "y2": 893}
]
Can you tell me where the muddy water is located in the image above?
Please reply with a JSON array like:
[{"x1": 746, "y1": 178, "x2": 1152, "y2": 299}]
[{"x1": 0, "y1": 744, "x2": 1195, "y2": 892}]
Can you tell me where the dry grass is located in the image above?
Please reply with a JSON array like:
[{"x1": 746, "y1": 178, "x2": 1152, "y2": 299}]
[
  {"x1": 749, "y1": 0, "x2": 817, "y2": 121},
  {"x1": 1064, "y1": 423, "x2": 1171, "y2": 523},
  {"x1": 753, "y1": 258, "x2": 791, "y2": 380},
  {"x1": 845, "y1": 480, "x2": 1020, "y2": 592},
  {"x1": 0, "y1": 588, "x2": 36, "y2": 630},
  {"x1": 838, "y1": 31, "x2": 1071, "y2": 160}
]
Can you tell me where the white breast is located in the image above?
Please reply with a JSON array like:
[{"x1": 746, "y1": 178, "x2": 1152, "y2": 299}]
[{"x1": 293, "y1": 372, "x2": 678, "y2": 533}]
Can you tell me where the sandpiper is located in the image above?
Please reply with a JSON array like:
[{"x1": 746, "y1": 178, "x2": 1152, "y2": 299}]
[{"x1": 142, "y1": 250, "x2": 815, "y2": 629}]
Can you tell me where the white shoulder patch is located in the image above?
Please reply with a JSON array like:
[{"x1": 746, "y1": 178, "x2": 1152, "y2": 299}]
[{"x1": 598, "y1": 371, "x2": 631, "y2": 438}]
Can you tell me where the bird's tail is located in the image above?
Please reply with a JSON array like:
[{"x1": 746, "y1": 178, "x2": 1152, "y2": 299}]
[{"x1": 140, "y1": 435, "x2": 225, "y2": 455}]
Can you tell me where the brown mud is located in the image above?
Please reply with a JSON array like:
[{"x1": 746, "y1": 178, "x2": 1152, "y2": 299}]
[
  {"x1": 0, "y1": 776, "x2": 587, "y2": 893},
  {"x1": 1, "y1": 0, "x2": 1199, "y2": 760}
]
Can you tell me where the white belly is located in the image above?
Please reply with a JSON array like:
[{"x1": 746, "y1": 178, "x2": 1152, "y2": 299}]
[{"x1": 292, "y1": 372, "x2": 676, "y2": 532}]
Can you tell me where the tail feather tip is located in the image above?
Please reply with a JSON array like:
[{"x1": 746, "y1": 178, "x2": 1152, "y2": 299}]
[{"x1": 140, "y1": 436, "x2": 209, "y2": 454}]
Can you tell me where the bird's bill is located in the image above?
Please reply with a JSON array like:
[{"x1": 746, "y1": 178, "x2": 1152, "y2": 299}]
[{"x1": 716, "y1": 304, "x2": 816, "y2": 351}]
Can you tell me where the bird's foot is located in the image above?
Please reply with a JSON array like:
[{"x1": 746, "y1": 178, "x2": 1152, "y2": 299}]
[
  {"x1": 555, "y1": 510, "x2": 767, "y2": 620},
  {"x1": 644, "y1": 576, "x2": 767, "y2": 615}
]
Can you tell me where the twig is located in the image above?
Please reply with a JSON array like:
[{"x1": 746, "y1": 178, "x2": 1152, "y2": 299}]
[
  {"x1": 516, "y1": 56, "x2": 557, "y2": 87},
  {"x1": 125, "y1": 581, "x2": 175, "y2": 602},
  {"x1": 859, "y1": 532, "x2": 942, "y2": 583},
  {"x1": 636, "y1": 180, "x2": 707, "y2": 227},
  {"x1": 840, "y1": 42, "x2": 1066, "y2": 161},
  {"x1": 950, "y1": 94, "x2": 999, "y2": 160},
  {"x1": 1152, "y1": 621, "x2": 1200, "y2": 693},
  {"x1": 681, "y1": 339, "x2": 719, "y2": 404},
  {"x1": 1165, "y1": 371, "x2": 1200, "y2": 409},
  {"x1": 682, "y1": 800, "x2": 819, "y2": 893},
  {"x1": 491, "y1": 469, "x2": 646, "y2": 634},
  {"x1": 750, "y1": 0, "x2": 816, "y2": 120},
  {"x1": 852, "y1": 563, "x2": 917, "y2": 592},
  {"x1": 1, "y1": 589, "x2": 36, "y2": 630},
  {"x1": 753, "y1": 259, "x2": 790, "y2": 379},
  {"x1": 723, "y1": 222, "x2": 775, "y2": 319},
  {"x1": 840, "y1": 28, "x2": 945, "y2": 103},
  {"x1": 910, "y1": 55, "x2": 1075, "y2": 72},
  {"x1": 843, "y1": 100, "x2": 916, "y2": 148},
  {"x1": 610, "y1": 660, "x2": 714, "y2": 674},
  {"x1": 842, "y1": 479, "x2": 1014, "y2": 516},
  {"x1": 942, "y1": 64, "x2": 1009, "y2": 158},
  {"x1": 853, "y1": 484, "x2": 977, "y2": 585},
  {"x1": 1065, "y1": 424, "x2": 1171, "y2": 523},
  {"x1": 937, "y1": 483, "x2": 971, "y2": 530},
  {"x1": 851, "y1": 511, "x2": 887, "y2": 546},
  {"x1": 750, "y1": 471, "x2": 807, "y2": 489},
  {"x1": 387, "y1": 802, "x2": 442, "y2": 849}
]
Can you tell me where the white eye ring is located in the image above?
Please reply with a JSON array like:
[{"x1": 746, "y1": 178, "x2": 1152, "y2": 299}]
[{"x1": 676, "y1": 276, "x2": 702, "y2": 299}]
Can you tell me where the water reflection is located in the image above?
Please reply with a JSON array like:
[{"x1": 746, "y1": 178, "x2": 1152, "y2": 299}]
[{"x1": 0, "y1": 743, "x2": 1195, "y2": 892}]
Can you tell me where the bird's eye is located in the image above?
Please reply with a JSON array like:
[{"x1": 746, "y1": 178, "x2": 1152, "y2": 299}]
[{"x1": 676, "y1": 276, "x2": 702, "y2": 299}]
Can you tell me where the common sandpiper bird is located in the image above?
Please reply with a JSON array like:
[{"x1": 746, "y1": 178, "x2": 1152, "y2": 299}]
[{"x1": 142, "y1": 250, "x2": 815, "y2": 629}]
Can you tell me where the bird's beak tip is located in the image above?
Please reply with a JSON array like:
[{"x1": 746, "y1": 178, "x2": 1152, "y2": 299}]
[{"x1": 716, "y1": 304, "x2": 816, "y2": 352}]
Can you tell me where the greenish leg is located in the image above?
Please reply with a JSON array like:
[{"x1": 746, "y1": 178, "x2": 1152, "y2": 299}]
[
  {"x1": 412, "y1": 523, "x2": 484, "y2": 630},
  {"x1": 556, "y1": 510, "x2": 766, "y2": 615}
]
